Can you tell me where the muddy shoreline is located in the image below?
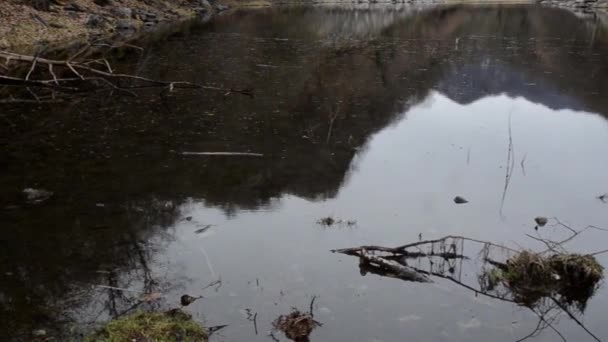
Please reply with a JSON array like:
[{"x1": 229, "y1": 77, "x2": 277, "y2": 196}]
[
  {"x1": 1, "y1": 0, "x2": 607, "y2": 53},
  {"x1": 0, "y1": 0, "x2": 272, "y2": 53}
]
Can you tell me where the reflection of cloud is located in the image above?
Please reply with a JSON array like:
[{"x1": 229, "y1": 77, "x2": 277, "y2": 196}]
[
  {"x1": 398, "y1": 314, "x2": 422, "y2": 322},
  {"x1": 458, "y1": 317, "x2": 482, "y2": 330}
]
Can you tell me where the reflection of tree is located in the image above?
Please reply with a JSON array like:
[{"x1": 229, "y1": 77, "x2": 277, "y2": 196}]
[
  {"x1": 0, "y1": 199, "x2": 180, "y2": 340},
  {"x1": 2, "y1": 5, "x2": 608, "y2": 341}
]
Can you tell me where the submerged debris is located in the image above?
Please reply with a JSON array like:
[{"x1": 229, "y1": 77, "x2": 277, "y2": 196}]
[
  {"x1": 85, "y1": 310, "x2": 208, "y2": 342},
  {"x1": 316, "y1": 216, "x2": 356, "y2": 227},
  {"x1": 453, "y1": 196, "x2": 468, "y2": 204},
  {"x1": 317, "y1": 216, "x2": 335, "y2": 226},
  {"x1": 494, "y1": 251, "x2": 603, "y2": 311},
  {"x1": 23, "y1": 188, "x2": 53, "y2": 204},
  {"x1": 194, "y1": 224, "x2": 212, "y2": 234},
  {"x1": 180, "y1": 294, "x2": 202, "y2": 306},
  {"x1": 273, "y1": 309, "x2": 320, "y2": 342},
  {"x1": 534, "y1": 217, "x2": 548, "y2": 227},
  {"x1": 334, "y1": 229, "x2": 606, "y2": 342}
]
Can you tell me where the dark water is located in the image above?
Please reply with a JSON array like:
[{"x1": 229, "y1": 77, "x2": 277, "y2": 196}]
[{"x1": 2, "y1": 4, "x2": 608, "y2": 341}]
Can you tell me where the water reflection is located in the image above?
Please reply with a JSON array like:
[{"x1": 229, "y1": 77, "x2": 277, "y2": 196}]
[{"x1": 1, "y1": 4, "x2": 608, "y2": 341}]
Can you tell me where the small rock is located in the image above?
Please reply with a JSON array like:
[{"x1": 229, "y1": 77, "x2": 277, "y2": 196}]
[
  {"x1": 86, "y1": 14, "x2": 106, "y2": 28},
  {"x1": 453, "y1": 196, "x2": 468, "y2": 204},
  {"x1": 110, "y1": 7, "x2": 133, "y2": 19},
  {"x1": 23, "y1": 188, "x2": 53, "y2": 204},
  {"x1": 534, "y1": 217, "x2": 548, "y2": 227},
  {"x1": 216, "y1": 4, "x2": 229, "y2": 11},
  {"x1": 186, "y1": 216, "x2": 193, "y2": 221}
]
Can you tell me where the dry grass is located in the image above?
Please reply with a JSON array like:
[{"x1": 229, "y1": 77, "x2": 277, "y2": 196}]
[
  {"x1": 502, "y1": 251, "x2": 603, "y2": 311},
  {"x1": 0, "y1": 0, "x2": 200, "y2": 52}
]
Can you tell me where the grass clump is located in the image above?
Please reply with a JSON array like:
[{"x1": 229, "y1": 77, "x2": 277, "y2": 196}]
[
  {"x1": 85, "y1": 309, "x2": 208, "y2": 342},
  {"x1": 501, "y1": 251, "x2": 603, "y2": 311}
]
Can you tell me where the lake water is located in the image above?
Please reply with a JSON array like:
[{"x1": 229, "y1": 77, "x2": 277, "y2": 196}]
[{"x1": 2, "y1": 4, "x2": 608, "y2": 341}]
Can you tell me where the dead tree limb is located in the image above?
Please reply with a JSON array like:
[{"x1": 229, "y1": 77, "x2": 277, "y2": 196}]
[{"x1": 0, "y1": 49, "x2": 254, "y2": 102}]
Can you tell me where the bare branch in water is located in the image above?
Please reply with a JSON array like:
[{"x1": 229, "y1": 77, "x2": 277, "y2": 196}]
[{"x1": 500, "y1": 112, "x2": 515, "y2": 218}]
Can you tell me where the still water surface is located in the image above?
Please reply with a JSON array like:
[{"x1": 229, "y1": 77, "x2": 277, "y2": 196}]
[{"x1": 2, "y1": 4, "x2": 608, "y2": 341}]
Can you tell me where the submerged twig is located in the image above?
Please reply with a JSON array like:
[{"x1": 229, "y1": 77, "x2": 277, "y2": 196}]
[
  {"x1": 500, "y1": 112, "x2": 515, "y2": 217},
  {"x1": 181, "y1": 152, "x2": 264, "y2": 157}
]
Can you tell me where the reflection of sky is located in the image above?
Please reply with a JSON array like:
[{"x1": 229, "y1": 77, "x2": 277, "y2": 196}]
[{"x1": 165, "y1": 92, "x2": 608, "y2": 342}]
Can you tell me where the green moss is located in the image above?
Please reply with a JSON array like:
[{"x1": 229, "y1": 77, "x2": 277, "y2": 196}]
[{"x1": 85, "y1": 310, "x2": 208, "y2": 342}]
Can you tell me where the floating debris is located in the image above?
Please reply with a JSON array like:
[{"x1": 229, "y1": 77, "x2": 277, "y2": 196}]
[
  {"x1": 181, "y1": 151, "x2": 263, "y2": 157},
  {"x1": 453, "y1": 196, "x2": 468, "y2": 204},
  {"x1": 316, "y1": 216, "x2": 356, "y2": 228},
  {"x1": 334, "y1": 230, "x2": 606, "y2": 341},
  {"x1": 495, "y1": 251, "x2": 603, "y2": 311},
  {"x1": 180, "y1": 294, "x2": 202, "y2": 306},
  {"x1": 273, "y1": 309, "x2": 320, "y2": 341},
  {"x1": 23, "y1": 188, "x2": 53, "y2": 204},
  {"x1": 534, "y1": 217, "x2": 548, "y2": 227},
  {"x1": 194, "y1": 225, "x2": 212, "y2": 234},
  {"x1": 317, "y1": 216, "x2": 335, "y2": 226}
]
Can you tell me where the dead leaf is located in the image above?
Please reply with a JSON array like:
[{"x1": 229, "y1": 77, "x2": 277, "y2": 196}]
[{"x1": 141, "y1": 292, "x2": 162, "y2": 302}]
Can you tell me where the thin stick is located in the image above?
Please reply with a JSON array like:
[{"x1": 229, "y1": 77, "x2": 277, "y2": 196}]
[
  {"x1": 48, "y1": 64, "x2": 58, "y2": 85},
  {"x1": 253, "y1": 312, "x2": 258, "y2": 335},
  {"x1": 92, "y1": 284, "x2": 142, "y2": 293},
  {"x1": 66, "y1": 62, "x2": 84, "y2": 80},
  {"x1": 199, "y1": 245, "x2": 217, "y2": 279},
  {"x1": 181, "y1": 152, "x2": 263, "y2": 157},
  {"x1": 515, "y1": 316, "x2": 545, "y2": 342},
  {"x1": 309, "y1": 295, "x2": 317, "y2": 318},
  {"x1": 550, "y1": 297, "x2": 602, "y2": 342},
  {"x1": 500, "y1": 112, "x2": 515, "y2": 217},
  {"x1": 25, "y1": 57, "x2": 37, "y2": 80}
]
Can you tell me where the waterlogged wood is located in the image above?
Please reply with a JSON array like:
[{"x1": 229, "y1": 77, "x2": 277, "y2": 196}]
[
  {"x1": 181, "y1": 152, "x2": 264, "y2": 157},
  {"x1": 363, "y1": 253, "x2": 432, "y2": 283}
]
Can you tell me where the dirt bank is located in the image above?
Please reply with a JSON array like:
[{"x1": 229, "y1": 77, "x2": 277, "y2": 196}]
[{"x1": 0, "y1": 0, "x2": 268, "y2": 52}]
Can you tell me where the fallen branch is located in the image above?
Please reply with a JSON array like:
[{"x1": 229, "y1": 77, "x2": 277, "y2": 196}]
[
  {"x1": 334, "y1": 230, "x2": 606, "y2": 342},
  {"x1": 0, "y1": 48, "x2": 254, "y2": 102},
  {"x1": 181, "y1": 152, "x2": 264, "y2": 157}
]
